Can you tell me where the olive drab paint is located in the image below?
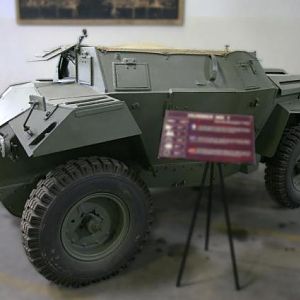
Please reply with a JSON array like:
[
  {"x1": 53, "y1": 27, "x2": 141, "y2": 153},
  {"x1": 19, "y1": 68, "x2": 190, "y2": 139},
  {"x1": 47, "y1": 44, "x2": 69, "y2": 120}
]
[{"x1": 1, "y1": 40, "x2": 300, "y2": 216}]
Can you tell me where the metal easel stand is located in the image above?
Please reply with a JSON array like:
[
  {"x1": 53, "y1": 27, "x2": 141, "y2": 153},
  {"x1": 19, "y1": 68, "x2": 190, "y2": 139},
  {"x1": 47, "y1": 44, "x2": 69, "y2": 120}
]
[{"x1": 176, "y1": 162, "x2": 241, "y2": 291}]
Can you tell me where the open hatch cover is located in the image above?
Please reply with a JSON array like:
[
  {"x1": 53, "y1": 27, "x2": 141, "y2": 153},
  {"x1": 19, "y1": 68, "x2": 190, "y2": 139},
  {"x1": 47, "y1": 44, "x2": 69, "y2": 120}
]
[{"x1": 29, "y1": 44, "x2": 76, "y2": 62}]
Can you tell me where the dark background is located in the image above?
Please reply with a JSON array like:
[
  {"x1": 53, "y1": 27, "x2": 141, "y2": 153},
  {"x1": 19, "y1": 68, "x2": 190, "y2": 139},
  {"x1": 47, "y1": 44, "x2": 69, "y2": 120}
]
[{"x1": 18, "y1": 0, "x2": 180, "y2": 20}]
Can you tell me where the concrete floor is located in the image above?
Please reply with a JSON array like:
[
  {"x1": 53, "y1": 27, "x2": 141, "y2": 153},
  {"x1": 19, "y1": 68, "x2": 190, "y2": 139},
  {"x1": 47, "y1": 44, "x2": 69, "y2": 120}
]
[{"x1": 1, "y1": 165, "x2": 300, "y2": 300}]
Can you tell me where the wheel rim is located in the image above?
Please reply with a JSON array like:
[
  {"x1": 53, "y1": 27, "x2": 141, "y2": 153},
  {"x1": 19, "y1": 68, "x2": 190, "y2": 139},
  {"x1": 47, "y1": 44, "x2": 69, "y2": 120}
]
[
  {"x1": 61, "y1": 193, "x2": 130, "y2": 261},
  {"x1": 291, "y1": 156, "x2": 300, "y2": 192}
]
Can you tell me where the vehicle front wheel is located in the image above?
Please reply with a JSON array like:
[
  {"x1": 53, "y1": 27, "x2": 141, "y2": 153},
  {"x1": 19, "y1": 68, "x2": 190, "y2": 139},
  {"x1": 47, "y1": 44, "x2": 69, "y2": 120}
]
[
  {"x1": 265, "y1": 125, "x2": 300, "y2": 208},
  {"x1": 21, "y1": 157, "x2": 152, "y2": 287}
]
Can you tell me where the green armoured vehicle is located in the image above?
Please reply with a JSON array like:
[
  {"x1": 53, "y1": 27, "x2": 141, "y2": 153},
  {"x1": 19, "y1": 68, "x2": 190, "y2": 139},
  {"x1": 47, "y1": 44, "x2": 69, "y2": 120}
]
[{"x1": 1, "y1": 31, "x2": 300, "y2": 286}]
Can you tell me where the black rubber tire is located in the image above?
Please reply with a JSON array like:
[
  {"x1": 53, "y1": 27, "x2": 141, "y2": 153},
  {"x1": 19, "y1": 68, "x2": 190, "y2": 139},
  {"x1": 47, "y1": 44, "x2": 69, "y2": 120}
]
[
  {"x1": 265, "y1": 125, "x2": 300, "y2": 208},
  {"x1": 21, "y1": 157, "x2": 153, "y2": 287}
]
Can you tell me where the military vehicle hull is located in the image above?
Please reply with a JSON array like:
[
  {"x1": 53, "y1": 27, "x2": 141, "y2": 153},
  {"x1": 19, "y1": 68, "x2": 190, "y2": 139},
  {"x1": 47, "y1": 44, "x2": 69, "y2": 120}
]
[{"x1": 1, "y1": 38, "x2": 300, "y2": 286}]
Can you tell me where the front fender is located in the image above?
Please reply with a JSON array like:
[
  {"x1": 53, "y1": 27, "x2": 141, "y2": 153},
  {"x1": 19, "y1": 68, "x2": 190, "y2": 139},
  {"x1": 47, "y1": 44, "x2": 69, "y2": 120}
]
[{"x1": 256, "y1": 101, "x2": 300, "y2": 157}]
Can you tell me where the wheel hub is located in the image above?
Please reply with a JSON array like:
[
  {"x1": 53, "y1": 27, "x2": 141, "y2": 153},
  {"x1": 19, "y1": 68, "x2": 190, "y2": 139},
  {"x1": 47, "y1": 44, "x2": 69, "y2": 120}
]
[
  {"x1": 61, "y1": 193, "x2": 130, "y2": 261},
  {"x1": 86, "y1": 214, "x2": 103, "y2": 234}
]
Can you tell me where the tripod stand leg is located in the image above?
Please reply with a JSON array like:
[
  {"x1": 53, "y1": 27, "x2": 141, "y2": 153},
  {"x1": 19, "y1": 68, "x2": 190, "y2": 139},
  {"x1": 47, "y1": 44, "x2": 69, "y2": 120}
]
[
  {"x1": 205, "y1": 163, "x2": 214, "y2": 251},
  {"x1": 217, "y1": 163, "x2": 241, "y2": 291},
  {"x1": 176, "y1": 162, "x2": 209, "y2": 287}
]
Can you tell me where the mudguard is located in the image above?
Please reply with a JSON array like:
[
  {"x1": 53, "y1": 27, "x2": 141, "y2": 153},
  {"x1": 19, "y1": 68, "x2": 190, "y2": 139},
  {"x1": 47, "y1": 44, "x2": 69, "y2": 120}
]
[
  {"x1": 256, "y1": 100, "x2": 300, "y2": 157},
  {"x1": 9, "y1": 95, "x2": 141, "y2": 157}
]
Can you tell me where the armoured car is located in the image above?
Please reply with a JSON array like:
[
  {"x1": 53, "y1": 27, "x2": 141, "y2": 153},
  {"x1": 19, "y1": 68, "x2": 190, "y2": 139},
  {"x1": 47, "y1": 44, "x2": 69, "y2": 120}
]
[{"x1": 1, "y1": 31, "x2": 300, "y2": 286}]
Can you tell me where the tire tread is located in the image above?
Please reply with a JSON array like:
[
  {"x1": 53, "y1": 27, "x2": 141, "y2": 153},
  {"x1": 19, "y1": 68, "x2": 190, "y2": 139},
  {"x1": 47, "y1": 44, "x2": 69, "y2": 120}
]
[
  {"x1": 265, "y1": 125, "x2": 300, "y2": 209},
  {"x1": 21, "y1": 157, "x2": 153, "y2": 288}
]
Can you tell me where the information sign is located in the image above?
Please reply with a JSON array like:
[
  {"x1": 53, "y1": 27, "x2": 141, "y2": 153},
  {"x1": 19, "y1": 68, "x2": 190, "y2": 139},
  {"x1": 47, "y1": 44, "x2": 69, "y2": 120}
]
[{"x1": 159, "y1": 110, "x2": 256, "y2": 164}]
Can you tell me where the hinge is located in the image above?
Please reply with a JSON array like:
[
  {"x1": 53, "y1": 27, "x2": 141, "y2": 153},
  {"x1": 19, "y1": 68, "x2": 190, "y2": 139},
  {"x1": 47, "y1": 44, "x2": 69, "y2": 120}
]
[{"x1": 122, "y1": 58, "x2": 136, "y2": 65}]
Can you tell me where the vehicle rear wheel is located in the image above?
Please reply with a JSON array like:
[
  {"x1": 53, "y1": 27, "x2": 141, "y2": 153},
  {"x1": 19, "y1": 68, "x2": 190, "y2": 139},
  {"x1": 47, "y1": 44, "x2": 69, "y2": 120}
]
[
  {"x1": 265, "y1": 125, "x2": 300, "y2": 208},
  {"x1": 21, "y1": 157, "x2": 152, "y2": 287}
]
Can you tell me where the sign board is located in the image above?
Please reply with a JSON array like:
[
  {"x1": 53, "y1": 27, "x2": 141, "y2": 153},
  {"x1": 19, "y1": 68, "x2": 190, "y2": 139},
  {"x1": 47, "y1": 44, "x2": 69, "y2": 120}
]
[{"x1": 159, "y1": 111, "x2": 256, "y2": 164}]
